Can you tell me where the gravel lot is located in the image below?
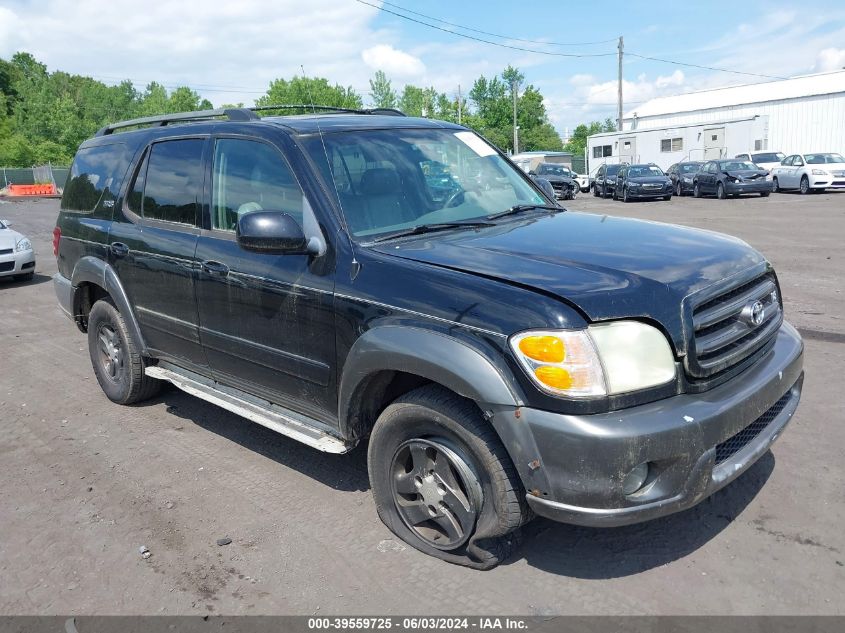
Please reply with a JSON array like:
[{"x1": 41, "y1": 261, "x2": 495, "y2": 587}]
[{"x1": 1, "y1": 192, "x2": 843, "y2": 615}]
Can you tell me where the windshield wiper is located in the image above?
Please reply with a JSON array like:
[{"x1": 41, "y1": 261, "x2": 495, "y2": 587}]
[
  {"x1": 486, "y1": 204, "x2": 562, "y2": 220},
  {"x1": 369, "y1": 220, "x2": 496, "y2": 243}
]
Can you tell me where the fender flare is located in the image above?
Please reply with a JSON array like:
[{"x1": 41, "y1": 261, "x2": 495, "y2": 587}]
[
  {"x1": 337, "y1": 326, "x2": 550, "y2": 491},
  {"x1": 71, "y1": 256, "x2": 146, "y2": 352}
]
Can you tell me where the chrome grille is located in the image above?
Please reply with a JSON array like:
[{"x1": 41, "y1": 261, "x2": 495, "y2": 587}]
[{"x1": 687, "y1": 273, "x2": 782, "y2": 378}]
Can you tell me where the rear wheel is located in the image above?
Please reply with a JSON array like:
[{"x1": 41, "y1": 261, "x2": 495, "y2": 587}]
[
  {"x1": 87, "y1": 298, "x2": 161, "y2": 405},
  {"x1": 799, "y1": 176, "x2": 810, "y2": 195},
  {"x1": 368, "y1": 385, "x2": 529, "y2": 569},
  {"x1": 717, "y1": 183, "x2": 727, "y2": 199}
]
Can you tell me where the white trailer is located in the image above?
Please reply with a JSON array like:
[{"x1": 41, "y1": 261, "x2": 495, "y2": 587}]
[{"x1": 586, "y1": 115, "x2": 769, "y2": 177}]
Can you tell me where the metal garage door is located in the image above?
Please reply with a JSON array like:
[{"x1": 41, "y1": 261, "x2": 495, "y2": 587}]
[{"x1": 704, "y1": 127, "x2": 725, "y2": 160}]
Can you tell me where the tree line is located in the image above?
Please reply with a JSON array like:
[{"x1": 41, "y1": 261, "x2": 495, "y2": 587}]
[{"x1": 1, "y1": 51, "x2": 612, "y2": 168}]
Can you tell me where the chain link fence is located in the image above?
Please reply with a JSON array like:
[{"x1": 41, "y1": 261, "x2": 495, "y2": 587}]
[{"x1": 1, "y1": 165, "x2": 70, "y2": 189}]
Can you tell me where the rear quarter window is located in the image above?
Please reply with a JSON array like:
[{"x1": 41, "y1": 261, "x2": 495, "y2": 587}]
[{"x1": 61, "y1": 143, "x2": 132, "y2": 219}]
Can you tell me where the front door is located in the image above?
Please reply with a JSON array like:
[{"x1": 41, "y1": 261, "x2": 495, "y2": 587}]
[
  {"x1": 194, "y1": 136, "x2": 337, "y2": 422},
  {"x1": 704, "y1": 128, "x2": 725, "y2": 160},
  {"x1": 619, "y1": 137, "x2": 636, "y2": 163},
  {"x1": 109, "y1": 137, "x2": 207, "y2": 369}
]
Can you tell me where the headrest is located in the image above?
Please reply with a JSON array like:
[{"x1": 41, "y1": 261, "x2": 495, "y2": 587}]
[{"x1": 360, "y1": 168, "x2": 402, "y2": 196}]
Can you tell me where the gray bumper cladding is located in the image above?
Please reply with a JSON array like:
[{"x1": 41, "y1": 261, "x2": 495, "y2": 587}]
[{"x1": 516, "y1": 322, "x2": 804, "y2": 527}]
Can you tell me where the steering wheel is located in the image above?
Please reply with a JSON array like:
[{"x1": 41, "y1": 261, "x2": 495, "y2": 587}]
[{"x1": 442, "y1": 188, "x2": 465, "y2": 209}]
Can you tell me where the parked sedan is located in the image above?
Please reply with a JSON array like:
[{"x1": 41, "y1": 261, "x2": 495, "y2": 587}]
[
  {"x1": 592, "y1": 163, "x2": 624, "y2": 198},
  {"x1": 770, "y1": 153, "x2": 845, "y2": 194},
  {"x1": 693, "y1": 160, "x2": 772, "y2": 199},
  {"x1": 734, "y1": 151, "x2": 786, "y2": 176},
  {"x1": 666, "y1": 161, "x2": 704, "y2": 196},
  {"x1": 0, "y1": 218, "x2": 36, "y2": 282},
  {"x1": 531, "y1": 163, "x2": 578, "y2": 200},
  {"x1": 615, "y1": 164, "x2": 673, "y2": 202}
]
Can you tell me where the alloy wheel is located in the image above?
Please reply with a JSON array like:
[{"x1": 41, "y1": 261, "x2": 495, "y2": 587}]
[
  {"x1": 390, "y1": 438, "x2": 482, "y2": 550},
  {"x1": 97, "y1": 324, "x2": 124, "y2": 382}
]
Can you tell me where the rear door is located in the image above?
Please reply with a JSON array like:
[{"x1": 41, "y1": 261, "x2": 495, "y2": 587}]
[
  {"x1": 109, "y1": 137, "x2": 207, "y2": 369},
  {"x1": 194, "y1": 135, "x2": 338, "y2": 421},
  {"x1": 776, "y1": 155, "x2": 794, "y2": 187}
]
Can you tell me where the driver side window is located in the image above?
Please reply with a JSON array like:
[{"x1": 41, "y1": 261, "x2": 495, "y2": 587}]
[{"x1": 211, "y1": 138, "x2": 304, "y2": 232}]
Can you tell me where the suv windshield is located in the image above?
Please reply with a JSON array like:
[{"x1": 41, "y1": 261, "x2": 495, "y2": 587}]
[
  {"x1": 537, "y1": 164, "x2": 570, "y2": 177},
  {"x1": 606, "y1": 165, "x2": 621, "y2": 177},
  {"x1": 805, "y1": 153, "x2": 845, "y2": 164},
  {"x1": 751, "y1": 152, "x2": 785, "y2": 163},
  {"x1": 305, "y1": 128, "x2": 545, "y2": 238},
  {"x1": 627, "y1": 165, "x2": 664, "y2": 178}
]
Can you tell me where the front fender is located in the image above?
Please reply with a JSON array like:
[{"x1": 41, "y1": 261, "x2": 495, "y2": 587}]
[
  {"x1": 338, "y1": 326, "x2": 551, "y2": 493},
  {"x1": 71, "y1": 256, "x2": 146, "y2": 352}
]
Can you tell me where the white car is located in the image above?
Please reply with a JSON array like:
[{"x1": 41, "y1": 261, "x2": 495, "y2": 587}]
[
  {"x1": 0, "y1": 218, "x2": 36, "y2": 281},
  {"x1": 770, "y1": 153, "x2": 845, "y2": 194},
  {"x1": 734, "y1": 151, "x2": 786, "y2": 177}
]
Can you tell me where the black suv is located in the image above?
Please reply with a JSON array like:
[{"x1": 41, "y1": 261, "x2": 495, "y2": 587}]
[
  {"x1": 615, "y1": 164, "x2": 673, "y2": 202},
  {"x1": 53, "y1": 107, "x2": 804, "y2": 569},
  {"x1": 592, "y1": 163, "x2": 624, "y2": 198}
]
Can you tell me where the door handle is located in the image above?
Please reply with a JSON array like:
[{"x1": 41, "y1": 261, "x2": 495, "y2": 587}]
[
  {"x1": 110, "y1": 242, "x2": 129, "y2": 257},
  {"x1": 201, "y1": 260, "x2": 229, "y2": 277}
]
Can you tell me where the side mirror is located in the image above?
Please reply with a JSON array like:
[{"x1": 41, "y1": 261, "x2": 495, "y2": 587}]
[
  {"x1": 236, "y1": 211, "x2": 308, "y2": 254},
  {"x1": 530, "y1": 176, "x2": 557, "y2": 203}
]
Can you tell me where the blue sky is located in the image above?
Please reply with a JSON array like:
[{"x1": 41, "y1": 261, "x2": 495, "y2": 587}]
[{"x1": 2, "y1": 0, "x2": 844, "y2": 136}]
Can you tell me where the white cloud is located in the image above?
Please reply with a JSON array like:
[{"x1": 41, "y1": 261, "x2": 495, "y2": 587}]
[
  {"x1": 569, "y1": 74, "x2": 596, "y2": 87},
  {"x1": 814, "y1": 48, "x2": 845, "y2": 72},
  {"x1": 361, "y1": 45, "x2": 426, "y2": 78}
]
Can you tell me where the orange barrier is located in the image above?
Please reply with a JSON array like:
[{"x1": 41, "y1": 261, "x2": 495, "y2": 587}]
[{"x1": 6, "y1": 183, "x2": 58, "y2": 196}]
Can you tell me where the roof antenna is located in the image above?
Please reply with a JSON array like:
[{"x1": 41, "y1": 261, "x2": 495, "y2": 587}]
[{"x1": 301, "y1": 64, "x2": 360, "y2": 280}]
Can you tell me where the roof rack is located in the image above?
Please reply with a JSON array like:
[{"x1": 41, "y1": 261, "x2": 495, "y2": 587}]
[
  {"x1": 95, "y1": 108, "x2": 259, "y2": 136},
  {"x1": 95, "y1": 104, "x2": 407, "y2": 136}
]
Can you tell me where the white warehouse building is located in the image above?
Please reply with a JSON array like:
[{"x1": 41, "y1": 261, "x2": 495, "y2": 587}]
[{"x1": 586, "y1": 69, "x2": 845, "y2": 174}]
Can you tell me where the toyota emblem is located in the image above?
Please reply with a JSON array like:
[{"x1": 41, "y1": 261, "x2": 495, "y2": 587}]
[{"x1": 741, "y1": 300, "x2": 765, "y2": 327}]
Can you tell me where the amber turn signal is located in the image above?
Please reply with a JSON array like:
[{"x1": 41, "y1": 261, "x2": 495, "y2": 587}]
[{"x1": 518, "y1": 335, "x2": 565, "y2": 363}]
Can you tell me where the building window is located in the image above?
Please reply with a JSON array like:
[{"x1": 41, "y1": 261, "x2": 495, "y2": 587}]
[
  {"x1": 754, "y1": 139, "x2": 767, "y2": 151},
  {"x1": 593, "y1": 145, "x2": 612, "y2": 158},
  {"x1": 660, "y1": 137, "x2": 683, "y2": 152}
]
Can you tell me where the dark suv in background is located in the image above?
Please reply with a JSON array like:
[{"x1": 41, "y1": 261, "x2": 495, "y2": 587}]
[
  {"x1": 614, "y1": 164, "x2": 673, "y2": 202},
  {"x1": 53, "y1": 106, "x2": 803, "y2": 569}
]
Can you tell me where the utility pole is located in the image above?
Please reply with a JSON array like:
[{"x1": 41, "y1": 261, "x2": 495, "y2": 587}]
[
  {"x1": 617, "y1": 35, "x2": 624, "y2": 132},
  {"x1": 512, "y1": 78, "x2": 519, "y2": 154},
  {"x1": 457, "y1": 84, "x2": 462, "y2": 125}
]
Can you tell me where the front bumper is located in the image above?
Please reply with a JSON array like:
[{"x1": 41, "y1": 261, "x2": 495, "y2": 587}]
[
  {"x1": 520, "y1": 322, "x2": 803, "y2": 527},
  {"x1": 627, "y1": 186, "x2": 673, "y2": 199},
  {"x1": 724, "y1": 180, "x2": 773, "y2": 194},
  {"x1": 0, "y1": 248, "x2": 35, "y2": 277},
  {"x1": 677, "y1": 179, "x2": 694, "y2": 193},
  {"x1": 809, "y1": 171, "x2": 845, "y2": 189}
]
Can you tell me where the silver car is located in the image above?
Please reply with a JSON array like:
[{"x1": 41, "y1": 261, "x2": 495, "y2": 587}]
[{"x1": 0, "y1": 218, "x2": 36, "y2": 281}]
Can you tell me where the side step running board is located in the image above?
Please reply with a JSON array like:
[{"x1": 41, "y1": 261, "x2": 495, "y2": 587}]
[{"x1": 145, "y1": 363, "x2": 353, "y2": 454}]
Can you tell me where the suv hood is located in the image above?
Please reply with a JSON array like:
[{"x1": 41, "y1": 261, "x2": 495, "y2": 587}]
[
  {"x1": 723, "y1": 169, "x2": 768, "y2": 179},
  {"x1": 373, "y1": 212, "x2": 765, "y2": 351}
]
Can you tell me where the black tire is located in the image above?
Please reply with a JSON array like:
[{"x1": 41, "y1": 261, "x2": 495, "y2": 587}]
[
  {"x1": 716, "y1": 182, "x2": 726, "y2": 200},
  {"x1": 693, "y1": 182, "x2": 701, "y2": 198},
  {"x1": 799, "y1": 176, "x2": 810, "y2": 195},
  {"x1": 368, "y1": 385, "x2": 529, "y2": 569},
  {"x1": 760, "y1": 191, "x2": 770, "y2": 197},
  {"x1": 622, "y1": 187, "x2": 630, "y2": 203},
  {"x1": 772, "y1": 177, "x2": 780, "y2": 193},
  {"x1": 663, "y1": 195, "x2": 672, "y2": 201},
  {"x1": 675, "y1": 182, "x2": 683, "y2": 197},
  {"x1": 592, "y1": 183, "x2": 599, "y2": 197},
  {"x1": 87, "y1": 298, "x2": 161, "y2": 405},
  {"x1": 13, "y1": 272, "x2": 34, "y2": 282}
]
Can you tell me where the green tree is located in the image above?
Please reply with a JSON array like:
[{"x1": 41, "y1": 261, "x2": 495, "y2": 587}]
[
  {"x1": 564, "y1": 118, "x2": 616, "y2": 157},
  {"x1": 257, "y1": 76, "x2": 362, "y2": 111},
  {"x1": 368, "y1": 70, "x2": 397, "y2": 109}
]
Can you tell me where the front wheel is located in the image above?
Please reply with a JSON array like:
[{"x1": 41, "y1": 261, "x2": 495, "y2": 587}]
[
  {"x1": 772, "y1": 177, "x2": 780, "y2": 193},
  {"x1": 717, "y1": 183, "x2": 727, "y2": 199},
  {"x1": 663, "y1": 195, "x2": 672, "y2": 201},
  {"x1": 623, "y1": 187, "x2": 630, "y2": 203},
  {"x1": 693, "y1": 182, "x2": 701, "y2": 198},
  {"x1": 760, "y1": 191, "x2": 770, "y2": 197},
  {"x1": 800, "y1": 176, "x2": 810, "y2": 195},
  {"x1": 368, "y1": 385, "x2": 529, "y2": 569},
  {"x1": 87, "y1": 298, "x2": 161, "y2": 405},
  {"x1": 676, "y1": 182, "x2": 683, "y2": 196}
]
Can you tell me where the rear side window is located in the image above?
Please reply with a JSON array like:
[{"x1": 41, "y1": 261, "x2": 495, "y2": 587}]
[
  {"x1": 61, "y1": 143, "x2": 131, "y2": 218},
  {"x1": 140, "y1": 139, "x2": 204, "y2": 226}
]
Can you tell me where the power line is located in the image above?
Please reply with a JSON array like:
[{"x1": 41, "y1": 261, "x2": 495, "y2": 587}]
[
  {"x1": 377, "y1": 0, "x2": 618, "y2": 47},
  {"x1": 354, "y1": 0, "x2": 617, "y2": 58},
  {"x1": 627, "y1": 53, "x2": 788, "y2": 81}
]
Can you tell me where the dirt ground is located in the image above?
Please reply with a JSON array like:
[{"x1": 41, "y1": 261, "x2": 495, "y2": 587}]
[{"x1": 1, "y1": 192, "x2": 843, "y2": 615}]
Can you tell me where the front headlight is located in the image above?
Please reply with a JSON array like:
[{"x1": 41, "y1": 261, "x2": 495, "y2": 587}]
[
  {"x1": 510, "y1": 322, "x2": 676, "y2": 398},
  {"x1": 683, "y1": 176, "x2": 692, "y2": 183},
  {"x1": 811, "y1": 169, "x2": 828, "y2": 176},
  {"x1": 15, "y1": 238, "x2": 32, "y2": 252},
  {"x1": 628, "y1": 182, "x2": 641, "y2": 188}
]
